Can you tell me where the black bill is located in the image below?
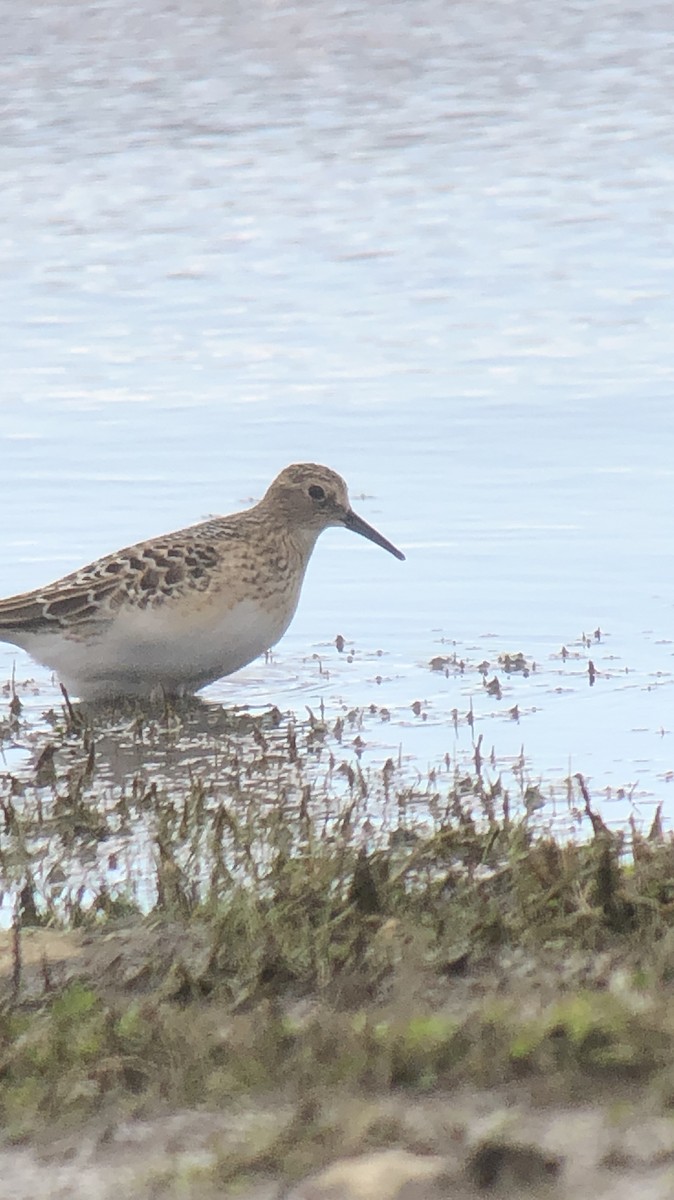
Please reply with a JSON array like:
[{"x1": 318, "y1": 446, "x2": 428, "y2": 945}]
[{"x1": 343, "y1": 509, "x2": 406, "y2": 561}]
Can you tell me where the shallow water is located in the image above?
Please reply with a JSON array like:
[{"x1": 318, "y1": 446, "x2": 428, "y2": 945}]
[{"x1": 2, "y1": 0, "x2": 674, "y2": 827}]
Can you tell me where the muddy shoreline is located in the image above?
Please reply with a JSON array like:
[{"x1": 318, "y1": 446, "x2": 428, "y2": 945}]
[{"x1": 1, "y1": 696, "x2": 674, "y2": 1197}]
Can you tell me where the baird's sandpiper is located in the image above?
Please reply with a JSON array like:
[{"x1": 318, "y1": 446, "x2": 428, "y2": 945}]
[{"x1": 0, "y1": 463, "x2": 404, "y2": 701}]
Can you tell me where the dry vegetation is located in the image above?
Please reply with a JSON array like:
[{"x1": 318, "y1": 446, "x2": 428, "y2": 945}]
[{"x1": 1, "y1": 684, "x2": 674, "y2": 1197}]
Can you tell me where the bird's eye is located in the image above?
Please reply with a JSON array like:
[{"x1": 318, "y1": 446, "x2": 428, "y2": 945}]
[{"x1": 308, "y1": 484, "x2": 326, "y2": 502}]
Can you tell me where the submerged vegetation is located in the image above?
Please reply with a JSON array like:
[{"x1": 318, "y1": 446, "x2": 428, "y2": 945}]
[{"x1": 1, "y1": 682, "x2": 674, "y2": 1196}]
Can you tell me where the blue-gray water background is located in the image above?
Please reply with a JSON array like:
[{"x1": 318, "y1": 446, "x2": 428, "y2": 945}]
[{"x1": 2, "y1": 0, "x2": 674, "y2": 827}]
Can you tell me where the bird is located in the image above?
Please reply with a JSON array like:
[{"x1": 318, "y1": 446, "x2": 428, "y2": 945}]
[{"x1": 0, "y1": 463, "x2": 405, "y2": 702}]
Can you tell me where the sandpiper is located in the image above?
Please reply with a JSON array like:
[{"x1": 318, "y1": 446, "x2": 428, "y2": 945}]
[{"x1": 0, "y1": 463, "x2": 404, "y2": 701}]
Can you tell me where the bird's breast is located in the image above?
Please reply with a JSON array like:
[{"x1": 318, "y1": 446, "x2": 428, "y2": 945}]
[{"x1": 111, "y1": 590, "x2": 297, "y2": 675}]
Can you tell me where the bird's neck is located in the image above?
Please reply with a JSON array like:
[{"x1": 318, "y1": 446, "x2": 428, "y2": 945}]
[{"x1": 249, "y1": 500, "x2": 323, "y2": 566}]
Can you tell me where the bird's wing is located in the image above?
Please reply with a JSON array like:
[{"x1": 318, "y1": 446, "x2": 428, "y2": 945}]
[
  {"x1": 0, "y1": 571, "x2": 124, "y2": 635},
  {"x1": 0, "y1": 527, "x2": 225, "y2": 636}
]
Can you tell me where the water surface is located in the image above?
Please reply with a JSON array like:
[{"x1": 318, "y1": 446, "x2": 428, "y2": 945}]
[{"x1": 2, "y1": 0, "x2": 674, "y2": 826}]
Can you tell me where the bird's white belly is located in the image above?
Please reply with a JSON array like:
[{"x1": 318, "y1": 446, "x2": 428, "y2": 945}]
[{"x1": 21, "y1": 598, "x2": 294, "y2": 700}]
